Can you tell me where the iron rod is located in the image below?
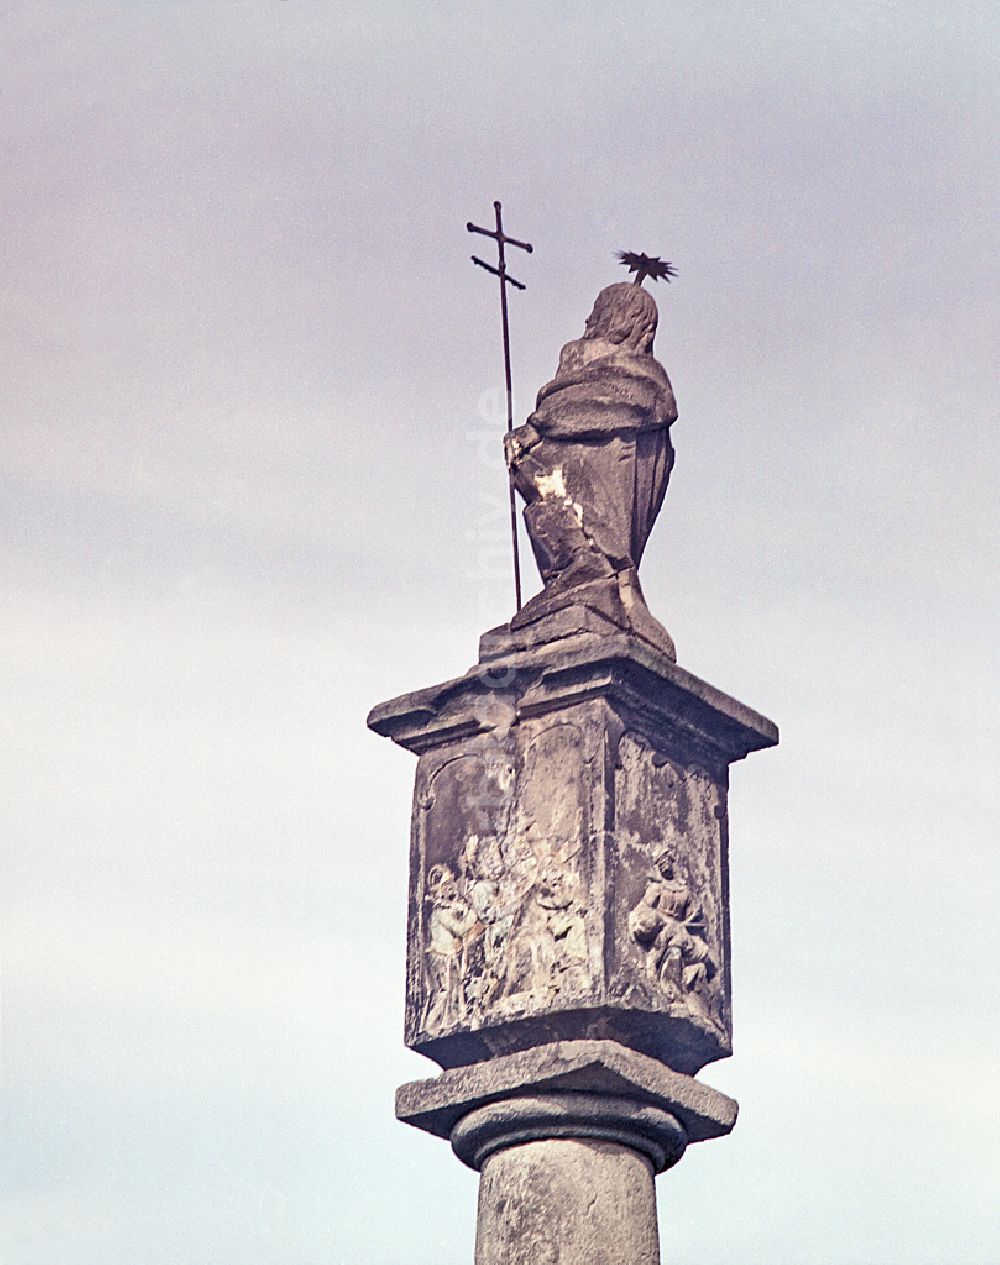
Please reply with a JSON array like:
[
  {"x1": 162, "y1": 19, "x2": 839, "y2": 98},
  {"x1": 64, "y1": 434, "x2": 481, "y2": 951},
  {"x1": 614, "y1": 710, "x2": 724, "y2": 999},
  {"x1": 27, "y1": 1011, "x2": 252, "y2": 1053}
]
[{"x1": 493, "y1": 202, "x2": 523, "y2": 613}]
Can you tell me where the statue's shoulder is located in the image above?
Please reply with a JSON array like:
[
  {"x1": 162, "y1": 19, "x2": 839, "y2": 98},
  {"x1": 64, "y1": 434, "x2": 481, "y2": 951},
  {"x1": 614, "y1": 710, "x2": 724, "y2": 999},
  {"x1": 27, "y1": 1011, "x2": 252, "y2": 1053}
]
[
  {"x1": 534, "y1": 339, "x2": 676, "y2": 431},
  {"x1": 556, "y1": 336, "x2": 605, "y2": 375},
  {"x1": 554, "y1": 337, "x2": 670, "y2": 385}
]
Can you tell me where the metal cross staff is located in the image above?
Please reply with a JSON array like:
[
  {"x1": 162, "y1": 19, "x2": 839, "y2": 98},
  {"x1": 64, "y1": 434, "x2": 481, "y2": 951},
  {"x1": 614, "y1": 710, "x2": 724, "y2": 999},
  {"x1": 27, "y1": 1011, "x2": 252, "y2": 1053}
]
[{"x1": 467, "y1": 200, "x2": 533, "y2": 612}]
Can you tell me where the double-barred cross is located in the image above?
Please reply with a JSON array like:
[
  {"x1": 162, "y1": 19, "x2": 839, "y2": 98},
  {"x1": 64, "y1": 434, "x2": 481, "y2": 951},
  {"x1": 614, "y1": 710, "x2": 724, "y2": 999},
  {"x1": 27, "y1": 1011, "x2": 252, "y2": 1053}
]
[
  {"x1": 466, "y1": 201, "x2": 533, "y2": 612},
  {"x1": 468, "y1": 200, "x2": 533, "y2": 291}
]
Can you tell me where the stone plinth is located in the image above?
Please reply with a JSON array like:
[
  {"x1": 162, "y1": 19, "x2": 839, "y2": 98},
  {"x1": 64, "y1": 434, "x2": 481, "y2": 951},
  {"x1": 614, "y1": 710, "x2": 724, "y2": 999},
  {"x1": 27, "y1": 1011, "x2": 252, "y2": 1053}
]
[{"x1": 368, "y1": 632, "x2": 777, "y2": 1076}]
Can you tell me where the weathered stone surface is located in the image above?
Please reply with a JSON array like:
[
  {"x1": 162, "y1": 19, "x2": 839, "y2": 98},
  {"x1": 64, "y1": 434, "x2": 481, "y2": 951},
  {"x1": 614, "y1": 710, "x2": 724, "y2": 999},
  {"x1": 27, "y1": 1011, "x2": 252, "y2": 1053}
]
[
  {"x1": 367, "y1": 634, "x2": 777, "y2": 1073},
  {"x1": 503, "y1": 282, "x2": 678, "y2": 658},
  {"x1": 395, "y1": 1039, "x2": 738, "y2": 1145},
  {"x1": 368, "y1": 269, "x2": 781, "y2": 1261},
  {"x1": 473, "y1": 1133, "x2": 661, "y2": 1265},
  {"x1": 369, "y1": 633, "x2": 777, "y2": 761}
]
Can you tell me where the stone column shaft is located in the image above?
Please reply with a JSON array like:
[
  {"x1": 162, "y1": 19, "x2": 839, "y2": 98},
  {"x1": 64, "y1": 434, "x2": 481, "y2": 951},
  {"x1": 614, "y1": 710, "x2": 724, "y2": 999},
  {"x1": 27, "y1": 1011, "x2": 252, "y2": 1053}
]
[
  {"x1": 451, "y1": 1090, "x2": 686, "y2": 1265},
  {"x1": 475, "y1": 1138, "x2": 658, "y2": 1265}
]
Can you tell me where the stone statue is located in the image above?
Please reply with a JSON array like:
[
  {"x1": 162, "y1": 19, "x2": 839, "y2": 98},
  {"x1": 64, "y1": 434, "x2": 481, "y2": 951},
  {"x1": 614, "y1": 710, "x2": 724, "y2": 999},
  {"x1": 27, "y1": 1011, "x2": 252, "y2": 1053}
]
[{"x1": 505, "y1": 281, "x2": 678, "y2": 658}]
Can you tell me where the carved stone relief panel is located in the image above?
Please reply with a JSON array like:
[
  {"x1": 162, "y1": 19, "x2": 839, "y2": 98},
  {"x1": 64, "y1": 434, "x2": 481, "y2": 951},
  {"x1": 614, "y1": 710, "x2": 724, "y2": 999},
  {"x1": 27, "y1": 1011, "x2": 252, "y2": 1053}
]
[
  {"x1": 407, "y1": 710, "x2": 601, "y2": 1056},
  {"x1": 411, "y1": 748, "x2": 516, "y2": 1040},
  {"x1": 611, "y1": 731, "x2": 730, "y2": 1047},
  {"x1": 498, "y1": 720, "x2": 592, "y2": 1016}
]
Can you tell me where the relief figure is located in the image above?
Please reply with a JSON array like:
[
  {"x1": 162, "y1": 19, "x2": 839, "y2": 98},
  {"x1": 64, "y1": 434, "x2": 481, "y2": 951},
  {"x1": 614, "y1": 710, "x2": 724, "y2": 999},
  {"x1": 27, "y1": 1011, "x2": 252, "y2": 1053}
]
[
  {"x1": 461, "y1": 836, "x2": 513, "y2": 1008},
  {"x1": 422, "y1": 864, "x2": 476, "y2": 1031},
  {"x1": 536, "y1": 868, "x2": 588, "y2": 995},
  {"x1": 628, "y1": 849, "x2": 717, "y2": 1020},
  {"x1": 502, "y1": 864, "x2": 588, "y2": 1005}
]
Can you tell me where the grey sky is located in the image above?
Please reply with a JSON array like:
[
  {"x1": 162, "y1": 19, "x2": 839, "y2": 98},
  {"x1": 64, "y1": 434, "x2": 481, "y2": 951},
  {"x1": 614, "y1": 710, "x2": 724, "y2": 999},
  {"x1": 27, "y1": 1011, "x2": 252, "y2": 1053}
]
[{"x1": 2, "y1": 2, "x2": 998, "y2": 1262}]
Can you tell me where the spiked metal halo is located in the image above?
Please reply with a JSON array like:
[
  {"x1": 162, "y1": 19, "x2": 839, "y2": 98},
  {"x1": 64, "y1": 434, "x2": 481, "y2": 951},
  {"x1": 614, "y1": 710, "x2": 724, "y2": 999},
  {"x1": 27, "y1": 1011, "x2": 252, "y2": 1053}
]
[{"x1": 618, "y1": 251, "x2": 677, "y2": 287}]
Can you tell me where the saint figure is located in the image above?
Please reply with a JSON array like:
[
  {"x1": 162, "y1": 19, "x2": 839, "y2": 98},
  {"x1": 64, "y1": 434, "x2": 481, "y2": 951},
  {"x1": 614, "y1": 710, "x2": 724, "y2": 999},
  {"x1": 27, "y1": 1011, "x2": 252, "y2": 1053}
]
[{"x1": 505, "y1": 281, "x2": 678, "y2": 657}]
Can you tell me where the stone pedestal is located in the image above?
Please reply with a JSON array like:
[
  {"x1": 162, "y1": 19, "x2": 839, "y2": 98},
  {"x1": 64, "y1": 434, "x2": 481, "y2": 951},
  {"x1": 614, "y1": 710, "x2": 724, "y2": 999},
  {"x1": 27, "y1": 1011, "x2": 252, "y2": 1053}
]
[
  {"x1": 368, "y1": 633, "x2": 777, "y2": 1074},
  {"x1": 369, "y1": 633, "x2": 776, "y2": 1260}
]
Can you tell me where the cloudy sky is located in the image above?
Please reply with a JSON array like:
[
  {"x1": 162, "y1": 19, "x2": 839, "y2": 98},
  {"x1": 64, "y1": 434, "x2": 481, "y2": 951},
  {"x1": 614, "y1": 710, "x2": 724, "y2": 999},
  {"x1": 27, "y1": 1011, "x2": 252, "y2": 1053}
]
[{"x1": 2, "y1": 2, "x2": 998, "y2": 1262}]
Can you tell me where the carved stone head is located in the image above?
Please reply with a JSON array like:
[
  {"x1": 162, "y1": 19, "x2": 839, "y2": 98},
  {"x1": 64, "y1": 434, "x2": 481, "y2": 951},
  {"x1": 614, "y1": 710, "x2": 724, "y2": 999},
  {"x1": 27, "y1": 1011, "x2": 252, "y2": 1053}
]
[
  {"x1": 427, "y1": 863, "x2": 457, "y2": 901},
  {"x1": 582, "y1": 282, "x2": 658, "y2": 353},
  {"x1": 653, "y1": 846, "x2": 675, "y2": 879}
]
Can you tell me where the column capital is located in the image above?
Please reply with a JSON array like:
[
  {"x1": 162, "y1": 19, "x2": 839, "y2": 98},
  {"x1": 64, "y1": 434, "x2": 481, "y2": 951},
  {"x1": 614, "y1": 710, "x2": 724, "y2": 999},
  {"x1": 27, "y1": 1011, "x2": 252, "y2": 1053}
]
[
  {"x1": 397, "y1": 1038, "x2": 737, "y2": 1151},
  {"x1": 451, "y1": 1091, "x2": 687, "y2": 1173}
]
